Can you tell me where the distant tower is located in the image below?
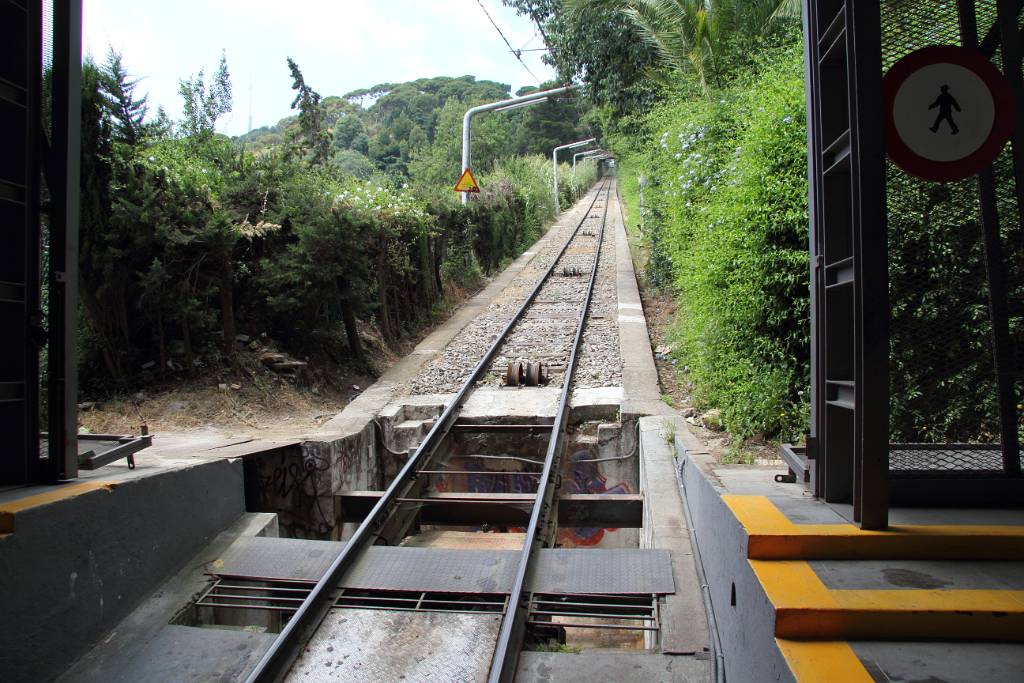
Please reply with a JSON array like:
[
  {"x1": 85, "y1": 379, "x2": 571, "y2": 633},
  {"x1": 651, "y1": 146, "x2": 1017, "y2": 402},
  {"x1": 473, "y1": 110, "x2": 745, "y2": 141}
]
[{"x1": 247, "y1": 77, "x2": 253, "y2": 133}]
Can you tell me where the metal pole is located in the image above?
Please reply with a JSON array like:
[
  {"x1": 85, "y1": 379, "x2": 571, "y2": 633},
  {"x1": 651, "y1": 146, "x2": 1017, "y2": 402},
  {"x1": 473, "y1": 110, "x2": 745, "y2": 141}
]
[
  {"x1": 552, "y1": 138, "x2": 596, "y2": 213},
  {"x1": 49, "y1": 0, "x2": 82, "y2": 480},
  {"x1": 572, "y1": 148, "x2": 598, "y2": 180},
  {"x1": 461, "y1": 85, "x2": 573, "y2": 205}
]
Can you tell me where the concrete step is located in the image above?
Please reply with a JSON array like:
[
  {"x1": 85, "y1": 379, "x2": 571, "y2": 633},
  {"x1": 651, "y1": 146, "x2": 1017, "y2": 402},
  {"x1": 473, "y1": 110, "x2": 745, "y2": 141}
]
[
  {"x1": 720, "y1": 495, "x2": 1024, "y2": 678},
  {"x1": 752, "y1": 558, "x2": 1024, "y2": 641},
  {"x1": 777, "y1": 639, "x2": 1024, "y2": 683},
  {"x1": 724, "y1": 494, "x2": 1024, "y2": 560}
]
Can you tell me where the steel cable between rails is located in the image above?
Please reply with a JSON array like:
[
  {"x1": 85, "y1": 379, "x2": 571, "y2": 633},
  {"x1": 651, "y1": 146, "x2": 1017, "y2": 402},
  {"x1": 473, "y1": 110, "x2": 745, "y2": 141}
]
[
  {"x1": 487, "y1": 180, "x2": 613, "y2": 683},
  {"x1": 244, "y1": 179, "x2": 611, "y2": 683}
]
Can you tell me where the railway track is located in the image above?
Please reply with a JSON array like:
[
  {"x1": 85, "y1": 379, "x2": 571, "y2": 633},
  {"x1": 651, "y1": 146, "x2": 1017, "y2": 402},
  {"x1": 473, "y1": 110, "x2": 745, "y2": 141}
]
[{"x1": 245, "y1": 179, "x2": 615, "y2": 682}]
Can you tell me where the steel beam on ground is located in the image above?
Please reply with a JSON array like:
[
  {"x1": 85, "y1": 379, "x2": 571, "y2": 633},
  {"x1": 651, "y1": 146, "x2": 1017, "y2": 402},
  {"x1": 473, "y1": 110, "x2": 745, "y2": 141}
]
[{"x1": 337, "y1": 491, "x2": 644, "y2": 528}]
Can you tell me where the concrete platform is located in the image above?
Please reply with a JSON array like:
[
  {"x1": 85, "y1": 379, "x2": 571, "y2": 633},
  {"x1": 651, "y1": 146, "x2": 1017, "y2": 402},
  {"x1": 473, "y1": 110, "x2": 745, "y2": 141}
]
[
  {"x1": 517, "y1": 650, "x2": 710, "y2": 682},
  {"x1": 0, "y1": 433, "x2": 287, "y2": 683},
  {"x1": 675, "y1": 423, "x2": 1024, "y2": 682}
]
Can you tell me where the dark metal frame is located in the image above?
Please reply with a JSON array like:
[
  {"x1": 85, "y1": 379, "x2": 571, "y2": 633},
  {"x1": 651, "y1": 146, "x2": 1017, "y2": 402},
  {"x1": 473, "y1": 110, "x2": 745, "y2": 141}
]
[
  {"x1": 76, "y1": 432, "x2": 152, "y2": 470},
  {"x1": 1, "y1": 0, "x2": 43, "y2": 486},
  {"x1": 804, "y1": 0, "x2": 889, "y2": 528},
  {"x1": 244, "y1": 180, "x2": 611, "y2": 682},
  {"x1": 804, "y1": 0, "x2": 1024, "y2": 525},
  {"x1": 0, "y1": 0, "x2": 80, "y2": 486},
  {"x1": 46, "y1": 0, "x2": 82, "y2": 481}
]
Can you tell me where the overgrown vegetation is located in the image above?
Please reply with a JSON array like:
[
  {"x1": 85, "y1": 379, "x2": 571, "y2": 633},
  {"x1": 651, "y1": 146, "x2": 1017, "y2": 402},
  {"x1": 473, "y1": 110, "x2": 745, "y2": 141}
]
[
  {"x1": 614, "y1": 43, "x2": 810, "y2": 439},
  {"x1": 78, "y1": 52, "x2": 597, "y2": 392},
  {"x1": 512, "y1": 1, "x2": 809, "y2": 441}
]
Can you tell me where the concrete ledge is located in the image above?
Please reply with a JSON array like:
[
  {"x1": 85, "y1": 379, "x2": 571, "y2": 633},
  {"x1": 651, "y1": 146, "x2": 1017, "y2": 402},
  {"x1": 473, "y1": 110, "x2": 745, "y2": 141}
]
[
  {"x1": 517, "y1": 650, "x2": 709, "y2": 682},
  {"x1": 57, "y1": 512, "x2": 281, "y2": 683},
  {"x1": 675, "y1": 436, "x2": 794, "y2": 683},
  {"x1": 613, "y1": 191, "x2": 672, "y2": 421},
  {"x1": 639, "y1": 416, "x2": 709, "y2": 655},
  {"x1": 0, "y1": 458, "x2": 247, "y2": 683}
]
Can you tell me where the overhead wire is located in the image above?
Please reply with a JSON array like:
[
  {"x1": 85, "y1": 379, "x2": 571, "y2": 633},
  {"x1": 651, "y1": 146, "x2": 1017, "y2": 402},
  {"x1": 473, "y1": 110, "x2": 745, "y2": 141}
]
[{"x1": 474, "y1": 0, "x2": 542, "y2": 83}]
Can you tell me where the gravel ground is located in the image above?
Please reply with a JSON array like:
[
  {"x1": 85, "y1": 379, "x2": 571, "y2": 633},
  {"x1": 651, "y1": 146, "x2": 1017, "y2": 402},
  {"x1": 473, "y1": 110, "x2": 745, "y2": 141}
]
[
  {"x1": 573, "y1": 190, "x2": 622, "y2": 389},
  {"x1": 401, "y1": 182, "x2": 622, "y2": 396}
]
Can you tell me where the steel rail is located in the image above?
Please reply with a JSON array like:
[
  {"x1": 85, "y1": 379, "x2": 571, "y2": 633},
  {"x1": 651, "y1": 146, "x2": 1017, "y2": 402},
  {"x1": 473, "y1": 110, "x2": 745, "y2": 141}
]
[
  {"x1": 244, "y1": 179, "x2": 611, "y2": 683},
  {"x1": 488, "y1": 180, "x2": 612, "y2": 682}
]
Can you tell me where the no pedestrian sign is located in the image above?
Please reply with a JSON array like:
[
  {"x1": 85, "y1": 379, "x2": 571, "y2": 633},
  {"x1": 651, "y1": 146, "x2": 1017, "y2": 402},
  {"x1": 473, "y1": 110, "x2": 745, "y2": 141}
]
[
  {"x1": 885, "y1": 45, "x2": 1014, "y2": 182},
  {"x1": 454, "y1": 168, "x2": 480, "y2": 193}
]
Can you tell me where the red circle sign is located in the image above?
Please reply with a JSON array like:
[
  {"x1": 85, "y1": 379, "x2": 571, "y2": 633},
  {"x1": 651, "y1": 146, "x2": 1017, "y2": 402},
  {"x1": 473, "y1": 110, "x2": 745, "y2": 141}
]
[{"x1": 884, "y1": 45, "x2": 1014, "y2": 182}]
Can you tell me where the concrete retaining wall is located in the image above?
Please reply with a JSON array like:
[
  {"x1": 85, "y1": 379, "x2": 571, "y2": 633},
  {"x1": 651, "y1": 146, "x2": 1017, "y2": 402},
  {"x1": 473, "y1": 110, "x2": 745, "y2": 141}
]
[
  {"x1": 0, "y1": 459, "x2": 246, "y2": 683},
  {"x1": 675, "y1": 434, "x2": 794, "y2": 683}
]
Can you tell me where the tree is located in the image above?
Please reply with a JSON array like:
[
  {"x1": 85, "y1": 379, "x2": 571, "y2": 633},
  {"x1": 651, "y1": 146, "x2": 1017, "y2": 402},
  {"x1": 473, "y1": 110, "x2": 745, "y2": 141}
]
[
  {"x1": 178, "y1": 50, "x2": 233, "y2": 137},
  {"x1": 503, "y1": 0, "x2": 661, "y2": 116},
  {"x1": 333, "y1": 114, "x2": 366, "y2": 151},
  {"x1": 287, "y1": 58, "x2": 331, "y2": 166},
  {"x1": 99, "y1": 47, "x2": 147, "y2": 146},
  {"x1": 563, "y1": 0, "x2": 801, "y2": 95},
  {"x1": 331, "y1": 149, "x2": 376, "y2": 179}
]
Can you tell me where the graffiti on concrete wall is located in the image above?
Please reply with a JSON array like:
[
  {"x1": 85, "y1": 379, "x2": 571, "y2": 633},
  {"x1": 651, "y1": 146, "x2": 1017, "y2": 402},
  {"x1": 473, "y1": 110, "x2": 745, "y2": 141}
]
[
  {"x1": 432, "y1": 447, "x2": 629, "y2": 546},
  {"x1": 557, "y1": 448, "x2": 630, "y2": 547}
]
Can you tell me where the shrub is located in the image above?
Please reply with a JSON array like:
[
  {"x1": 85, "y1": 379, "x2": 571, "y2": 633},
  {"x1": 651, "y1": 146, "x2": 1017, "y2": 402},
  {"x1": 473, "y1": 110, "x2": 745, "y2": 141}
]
[{"x1": 614, "y1": 42, "x2": 810, "y2": 439}]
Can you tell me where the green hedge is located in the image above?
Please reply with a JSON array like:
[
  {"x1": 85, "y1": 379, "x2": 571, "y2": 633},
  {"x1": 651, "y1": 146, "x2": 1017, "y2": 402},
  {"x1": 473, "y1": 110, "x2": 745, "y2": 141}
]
[{"x1": 614, "y1": 42, "x2": 810, "y2": 439}]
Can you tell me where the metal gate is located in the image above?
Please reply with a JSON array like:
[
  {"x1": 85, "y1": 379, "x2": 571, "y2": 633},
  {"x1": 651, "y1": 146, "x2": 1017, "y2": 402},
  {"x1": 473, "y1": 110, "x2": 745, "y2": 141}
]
[{"x1": 805, "y1": 0, "x2": 1024, "y2": 528}]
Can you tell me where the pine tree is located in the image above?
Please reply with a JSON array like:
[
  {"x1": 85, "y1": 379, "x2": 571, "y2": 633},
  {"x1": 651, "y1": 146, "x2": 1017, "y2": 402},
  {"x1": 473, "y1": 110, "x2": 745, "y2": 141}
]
[
  {"x1": 286, "y1": 58, "x2": 331, "y2": 166},
  {"x1": 178, "y1": 50, "x2": 233, "y2": 137},
  {"x1": 99, "y1": 47, "x2": 147, "y2": 145}
]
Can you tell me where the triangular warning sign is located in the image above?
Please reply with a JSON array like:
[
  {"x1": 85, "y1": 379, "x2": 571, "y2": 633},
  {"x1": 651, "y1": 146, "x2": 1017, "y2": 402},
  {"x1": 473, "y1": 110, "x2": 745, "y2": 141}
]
[{"x1": 454, "y1": 168, "x2": 481, "y2": 193}]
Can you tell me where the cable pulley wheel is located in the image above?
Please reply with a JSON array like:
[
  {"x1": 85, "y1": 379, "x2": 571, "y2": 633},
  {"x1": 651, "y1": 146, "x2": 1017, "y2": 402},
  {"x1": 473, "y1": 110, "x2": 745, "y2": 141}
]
[
  {"x1": 505, "y1": 361, "x2": 525, "y2": 387},
  {"x1": 526, "y1": 362, "x2": 541, "y2": 386}
]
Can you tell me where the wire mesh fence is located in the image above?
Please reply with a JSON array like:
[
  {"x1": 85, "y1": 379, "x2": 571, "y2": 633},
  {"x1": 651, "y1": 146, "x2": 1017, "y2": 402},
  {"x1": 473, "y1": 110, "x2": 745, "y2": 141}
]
[{"x1": 881, "y1": 0, "x2": 1023, "y2": 474}]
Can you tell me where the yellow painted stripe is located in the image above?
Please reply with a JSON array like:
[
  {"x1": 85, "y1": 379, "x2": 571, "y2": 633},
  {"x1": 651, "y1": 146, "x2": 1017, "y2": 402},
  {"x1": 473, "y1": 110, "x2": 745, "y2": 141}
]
[
  {"x1": 776, "y1": 640, "x2": 873, "y2": 683},
  {"x1": 0, "y1": 481, "x2": 119, "y2": 533},
  {"x1": 751, "y1": 559, "x2": 1024, "y2": 641},
  {"x1": 723, "y1": 495, "x2": 1024, "y2": 560}
]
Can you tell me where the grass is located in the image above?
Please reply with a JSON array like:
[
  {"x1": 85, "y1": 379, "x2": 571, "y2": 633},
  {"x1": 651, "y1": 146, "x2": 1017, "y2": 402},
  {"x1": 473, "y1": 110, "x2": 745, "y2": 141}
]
[{"x1": 533, "y1": 642, "x2": 582, "y2": 654}]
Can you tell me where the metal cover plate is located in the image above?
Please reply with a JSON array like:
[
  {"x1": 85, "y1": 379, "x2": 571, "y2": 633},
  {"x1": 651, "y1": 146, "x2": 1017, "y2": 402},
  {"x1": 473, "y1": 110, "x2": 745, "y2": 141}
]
[
  {"x1": 344, "y1": 547, "x2": 674, "y2": 595},
  {"x1": 343, "y1": 547, "x2": 516, "y2": 593},
  {"x1": 285, "y1": 609, "x2": 501, "y2": 682},
  {"x1": 214, "y1": 540, "x2": 674, "y2": 595},
  {"x1": 533, "y1": 549, "x2": 675, "y2": 595},
  {"x1": 213, "y1": 536, "x2": 346, "y2": 581}
]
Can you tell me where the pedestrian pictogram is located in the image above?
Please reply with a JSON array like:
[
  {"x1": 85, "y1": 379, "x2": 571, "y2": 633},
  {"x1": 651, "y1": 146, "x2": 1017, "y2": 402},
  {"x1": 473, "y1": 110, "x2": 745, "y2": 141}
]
[
  {"x1": 928, "y1": 85, "x2": 961, "y2": 134},
  {"x1": 884, "y1": 45, "x2": 1014, "y2": 182},
  {"x1": 454, "y1": 168, "x2": 480, "y2": 193}
]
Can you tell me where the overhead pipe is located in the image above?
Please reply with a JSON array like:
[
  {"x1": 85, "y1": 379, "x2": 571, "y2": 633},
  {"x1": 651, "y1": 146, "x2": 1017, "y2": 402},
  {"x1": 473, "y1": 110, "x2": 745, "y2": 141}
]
[
  {"x1": 552, "y1": 138, "x2": 596, "y2": 213},
  {"x1": 573, "y1": 147, "x2": 600, "y2": 178},
  {"x1": 461, "y1": 85, "x2": 574, "y2": 204}
]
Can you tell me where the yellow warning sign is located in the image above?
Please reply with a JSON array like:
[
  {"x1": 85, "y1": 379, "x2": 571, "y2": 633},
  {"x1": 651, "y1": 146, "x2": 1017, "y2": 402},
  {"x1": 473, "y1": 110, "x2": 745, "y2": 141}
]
[{"x1": 454, "y1": 168, "x2": 481, "y2": 193}]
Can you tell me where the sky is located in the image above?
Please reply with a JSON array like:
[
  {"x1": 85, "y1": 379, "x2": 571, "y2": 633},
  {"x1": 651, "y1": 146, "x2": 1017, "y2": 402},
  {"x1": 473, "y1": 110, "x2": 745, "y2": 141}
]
[{"x1": 82, "y1": 0, "x2": 557, "y2": 137}]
